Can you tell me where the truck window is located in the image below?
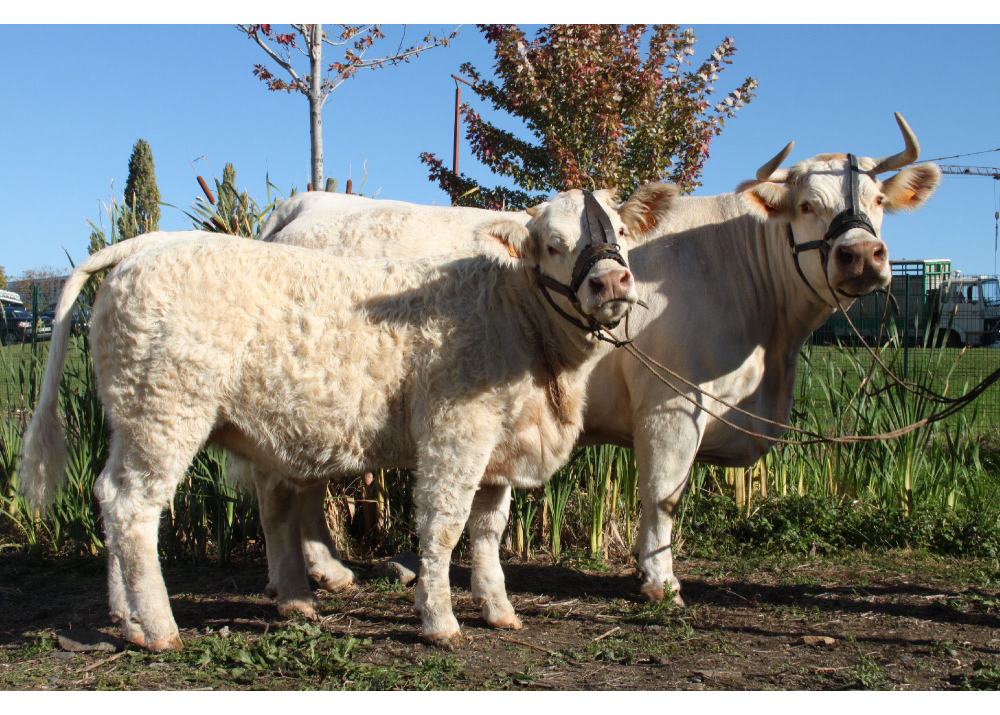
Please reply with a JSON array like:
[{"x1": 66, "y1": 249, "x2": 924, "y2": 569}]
[
  {"x1": 982, "y1": 280, "x2": 1000, "y2": 307},
  {"x1": 966, "y1": 285, "x2": 980, "y2": 304}
]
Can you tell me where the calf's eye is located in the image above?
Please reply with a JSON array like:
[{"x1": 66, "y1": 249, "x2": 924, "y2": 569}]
[
  {"x1": 800, "y1": 202, "x2": 811, "y2": 214},
  {"x1": 546, "y1": 246, "x2": 561, "y2": 257}
]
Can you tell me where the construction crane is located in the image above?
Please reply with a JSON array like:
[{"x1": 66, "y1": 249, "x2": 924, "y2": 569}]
[{"x1": 937, "y1": 164, "x2": 1000, "y2": 180}]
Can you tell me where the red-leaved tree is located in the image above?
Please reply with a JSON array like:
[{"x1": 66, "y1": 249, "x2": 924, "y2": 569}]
[
  {"x1": 238, "y1": 24, "x2": 459, "y2": 189},
  {"x1": 421, "y1": 24, "x2": 757, "y2": 209}
]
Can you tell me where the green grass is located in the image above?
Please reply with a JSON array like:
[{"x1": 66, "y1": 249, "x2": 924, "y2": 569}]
[{"x1": 164, "y1": 623, "x2": 465, "y2": 690}]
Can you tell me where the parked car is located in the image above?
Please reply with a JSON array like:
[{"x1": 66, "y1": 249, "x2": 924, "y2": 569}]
[
  {"x1": 39, "y1": 308, "x2": 88, "y2": 337},
  {"x1": 1, "y1": 305, "x2": 53, "y2": 345}
]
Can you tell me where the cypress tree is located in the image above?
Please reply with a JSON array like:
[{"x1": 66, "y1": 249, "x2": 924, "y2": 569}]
[{"x1": 118, "y1": 139, "x2": 161, "y2": 240}]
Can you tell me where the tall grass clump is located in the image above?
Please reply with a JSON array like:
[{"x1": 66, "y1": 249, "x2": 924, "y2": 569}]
[{"x1": 3, "y1": 180, "x2": 998, "y2": 566}]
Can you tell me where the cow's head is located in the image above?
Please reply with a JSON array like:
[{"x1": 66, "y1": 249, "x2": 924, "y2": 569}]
[
  {"x1": 478, "y1": 183, "x2": 676, "y2": 330},
  {"x1": 738, "y1": 113, "x2": 941, "y2": 303}
]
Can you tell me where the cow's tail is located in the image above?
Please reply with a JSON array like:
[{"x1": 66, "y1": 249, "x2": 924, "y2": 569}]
[{"x1": 18, "y1": 234, "x2": 171, "y2": 510}]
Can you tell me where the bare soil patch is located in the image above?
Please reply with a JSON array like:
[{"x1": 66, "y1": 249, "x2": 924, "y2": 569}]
[{"x1": 1, "y1": 551, "x2": 998, "y2": 690}]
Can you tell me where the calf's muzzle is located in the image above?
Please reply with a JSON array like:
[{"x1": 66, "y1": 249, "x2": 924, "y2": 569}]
[{"x1": 588, "y1": 268, "x2": 634, "y2": 304}]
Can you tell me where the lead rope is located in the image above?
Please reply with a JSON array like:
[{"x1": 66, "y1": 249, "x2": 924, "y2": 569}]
[
  {"x1": 598, "y1": 273, "x2": 1000, "y2": 445},
  {"x1": 618, "y1": 338, "x2": 993, "y2": 446}
]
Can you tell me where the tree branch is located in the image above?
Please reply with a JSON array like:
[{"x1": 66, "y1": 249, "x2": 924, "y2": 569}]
[{"x1": 236, "y1": 24, "x2": 305, "y2": 92}]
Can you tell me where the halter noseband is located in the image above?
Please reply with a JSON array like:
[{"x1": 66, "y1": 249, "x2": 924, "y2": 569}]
[
  {"x1": 534, "y1": 190, "x2": 634, "y2": 343},
  {"x1": 788, "y1": 153, "x2": 880, "y2": 301}
]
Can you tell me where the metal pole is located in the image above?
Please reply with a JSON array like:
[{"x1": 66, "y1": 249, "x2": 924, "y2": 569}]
[
  {"x1": 450, "y1": 75, "x2": 473, "y2": 177},
  {"x1": 453, "y1": 82, "x2": 461, "y2": 174}
]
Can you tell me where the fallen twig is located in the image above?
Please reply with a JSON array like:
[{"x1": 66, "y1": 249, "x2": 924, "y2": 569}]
[
  {"x1": 501, "y1": 637, "x2": 556, "y2": 656},
  {"x1": 593, "y1": 626, "x2": 621, "y2": 642},
  {"x1": 77, "y1": 651, "x2": 126, "y2": 674}
]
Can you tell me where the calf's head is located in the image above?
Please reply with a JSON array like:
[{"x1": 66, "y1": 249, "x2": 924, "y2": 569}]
[
  {"x1": 739, "y1": 113, "x2": 941, "y2": 302},
  {"x1": 478, "y1": 183, "x2": 677, "y2": 330}
]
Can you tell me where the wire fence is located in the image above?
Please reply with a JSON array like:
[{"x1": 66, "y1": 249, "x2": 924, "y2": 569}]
[
  {"x1": 5, "y1": 262, "x2": 1000, "y2": 427},
  {"x1": 804, "y1": 261, "x2": 1000, "y2": 427}
]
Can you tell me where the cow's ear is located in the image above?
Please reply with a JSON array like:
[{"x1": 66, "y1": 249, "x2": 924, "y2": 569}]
[
  {"x1": 619, "y1": 182, "x2": 679, "y2": 242},
  {"x1": 737, "y1": 180, "x2": 793, "y2": 222},
  {"x1": 476, "y1": 220, "x2": 537, "y2": 267},
  {"x1": 879, "y1": 163, "x2": 941, "y2": 213}
]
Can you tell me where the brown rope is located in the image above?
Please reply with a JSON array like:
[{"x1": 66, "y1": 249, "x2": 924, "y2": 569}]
[{"x1": 618, "y1": 340, "x2": 993, "y2": 446}]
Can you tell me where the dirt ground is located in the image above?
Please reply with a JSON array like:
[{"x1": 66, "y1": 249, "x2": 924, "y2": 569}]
[{"x1": 1, "y1": 550, "x2": 998, "y2": 690}]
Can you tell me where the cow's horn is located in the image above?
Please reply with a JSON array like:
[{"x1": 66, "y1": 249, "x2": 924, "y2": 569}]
[
  {"x1": 867, "y1": 112, "x2": 920, "y2": 176},
  {"x1": 755, "y1": 142, "x2": 795, "y2": 183}
]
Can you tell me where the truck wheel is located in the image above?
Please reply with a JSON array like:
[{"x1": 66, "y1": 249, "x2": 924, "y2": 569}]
[
  {"x1": 1, "y1": 331, "x2": 15, "y2": 346},
  {"x1": 947, "y1": 330, "x2": 964, "y2": 348}
]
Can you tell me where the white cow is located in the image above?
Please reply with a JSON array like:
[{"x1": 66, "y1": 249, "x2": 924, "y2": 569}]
[
  {"x1": 242, "y1": 114, "x2": 941, "y2": 619},
  {"x1": 19, "y1": 186, "x2": 676, "y2": 651}
]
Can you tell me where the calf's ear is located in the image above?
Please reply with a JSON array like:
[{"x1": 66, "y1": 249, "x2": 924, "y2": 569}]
[
  {"x1": 879, "y1": 163, "x2": 941, "y2": 213},
  {"x1": 737, "y1": 180, "x2": 793, "y2": 222},
  {"x1": 476, "y1": 220, "x2": 538, "y2": 268},
  {"x1": 619, "y1": 182, "x2": 679, "y2": 241}
]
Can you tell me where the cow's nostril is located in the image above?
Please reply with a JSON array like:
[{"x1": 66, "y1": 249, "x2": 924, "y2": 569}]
[
  {"x1": 835, "y1": 246, "x2": 855, "y2": 268},
  {"x1": 619, "y1": 271, "x2": 633, "y2": 289},
  {"x1": 872, "y1": 245, "x2": 887, "y2": 264},
  {"x1": 589, "y1": 276, "x2": 606, "y2": 294}
]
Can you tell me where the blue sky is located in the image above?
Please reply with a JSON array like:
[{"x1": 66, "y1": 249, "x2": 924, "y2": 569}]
[{"x1": 2, "y1": 23, "x2": 999, "y2": 278}]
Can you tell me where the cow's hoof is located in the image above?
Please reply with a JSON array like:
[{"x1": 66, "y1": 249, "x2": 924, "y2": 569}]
[
  {"x1": 640, "y1": 583, "x2": 665, "y2": 602},
  {"x1": 264, "y1": 581, "x2": 278, "y2": 598},
  {"x1": 277, "y1": 595, "x2": 319, "y2": 620},
  {"x1": 312, "y1": 569, "x2": 354, "y2": 593},
  {"x1": 146, "y1": 634, "x2": 184, "y2": 653},
  {"x1": 122, "y1": 621, "x2": 146, "y2": 648},
  {"x1": 487, "y1": 611, "x2": 522, "y2": 630},
  {"x1": 424, "y1": 630, "x2": 464, "y2": 651},
  {"x1": 109, "y1": 611, "x2": 126, "y2": 625},
  {"x1": 640, "y1": 582, "x2": 685, "y2": 606}
]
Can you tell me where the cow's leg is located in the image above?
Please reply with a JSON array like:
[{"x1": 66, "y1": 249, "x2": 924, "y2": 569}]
[
  {"x1": 467, "y1": 484, "x2": 520, "y2": 629},
  {"x1": 297, "y1": 481, "x2": 354, "y2": 592},
  {"x1": 94, "y1": 421, "x2": 209, "y2": 652},
  {"x1": 413, "y1": 439, "x2": 493, "y2": 648},
  {"x1": 254, "y1": 470, "x2": 318, "y2": 618},
  {"x1": 634, "y1": 413, "x2": 702, "y2": 605}
]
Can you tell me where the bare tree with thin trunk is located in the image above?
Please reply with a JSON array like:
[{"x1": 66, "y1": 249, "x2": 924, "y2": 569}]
[{"x1": 237, "y1": 24, "x2": 460, "y2": 189}]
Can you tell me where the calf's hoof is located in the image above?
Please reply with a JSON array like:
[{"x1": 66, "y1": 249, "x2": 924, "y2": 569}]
[
  {"x1": 423, "y1": 630, "x2": 464, "y2": 651},
  {"x1": 312, "y1": 569, "x2": 354, "y2": 593},
  {"x1": 277, "y1": 595, "x2": 319, "y2": 620},
  {"x1": 146, "y1": 634, "x2": 184, "y2": 653},
  {"x1": 487, "y1": 611, "x2": 522, "y2": 630}
]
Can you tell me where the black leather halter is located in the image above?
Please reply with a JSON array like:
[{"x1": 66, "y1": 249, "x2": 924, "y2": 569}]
[
  {"x1": 534, "y1": 190, "x2": 633, "y2": 341},
  {"x1": 788, "y1": 153, "x2": 880, "y2": 300}
]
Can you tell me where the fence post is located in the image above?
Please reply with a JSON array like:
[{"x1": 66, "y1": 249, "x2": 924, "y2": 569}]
[
  {"x1": 29, "y1": 285, "x2": 40, "y2": 409},
  {"x1": 903, "y1": 271, "x2": 911, "y2": 379}
]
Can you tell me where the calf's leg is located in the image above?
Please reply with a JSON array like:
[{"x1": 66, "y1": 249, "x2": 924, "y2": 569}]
[
  {"x1": 413, "y1": 439, "x2": 494, "y2": 648},
  {"x1": 255, "y1": 471, "x2": 318, "y2": 618},
  {"x1": 95, "y1": 421, "x2": 211, "y2": 652},
  {"x1": 297, "y1": 480, "x2": 354, "y2": 592},
  {"x1": 468, "y1": 484, "x2": 520, "y2": 629}
]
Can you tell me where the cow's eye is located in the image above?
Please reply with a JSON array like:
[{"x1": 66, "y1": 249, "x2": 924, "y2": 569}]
[
  {"x1": 546, "y1": 245, "x2": 561, "y2": 257},
  {"x1": 619, "y1": 227, "x2": 626, "y2": 237},
  {"x1": 800, "y1": 202, "x2": 812, "y2": 214},
  {"x1": 875, "y1": 196, "x2": 884, "y2": 206}
]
